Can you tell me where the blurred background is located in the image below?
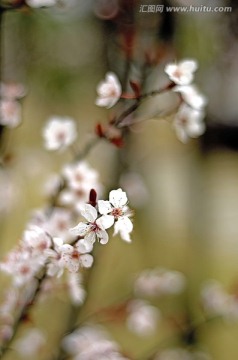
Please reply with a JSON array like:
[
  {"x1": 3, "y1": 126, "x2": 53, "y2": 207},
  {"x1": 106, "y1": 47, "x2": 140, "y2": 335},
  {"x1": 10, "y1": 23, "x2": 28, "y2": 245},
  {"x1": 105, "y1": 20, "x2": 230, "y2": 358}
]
[{"x1": 1, "y1": 0, "x2": 238, "y2": 359}]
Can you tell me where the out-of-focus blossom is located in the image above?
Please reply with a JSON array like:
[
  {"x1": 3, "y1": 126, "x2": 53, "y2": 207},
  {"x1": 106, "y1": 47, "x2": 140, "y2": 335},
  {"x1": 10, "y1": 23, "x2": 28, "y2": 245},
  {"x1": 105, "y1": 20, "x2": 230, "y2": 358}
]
[
  {"x1": 29, "y1": 207, "x2": 75, "y2": 243},
  {"x1": 98, "y1": 188, "x2": 133, "y2": 242},
  {"x1": 67, "y1": 272, "x2": 86, "y2": 305},
  {"x1": 0, "y1": 99, "x2": 21, "y2": 128},
  {"x1": 0, "y1": 83, "x2": 26, "y2": 100},
  {"x1": 173, "y1": 103, "x2": 205, "y2": 143},
  {"x1": 60, "y1": 242, "x2": 93, "y2": 272},
  {"x1": 0, "y1": 226, "x2": 52, "y2": 287},
  {"x1": 134, "y1": 268, "x2": 186, "y2": 297},
  {"x1": 62, "y1": 325, "x2": 129, "y2": 360},
  {"x1": 0, "y1": 82, "x2": 25, "y2": 128},
  {"x1": 42, "y1": 116, "x2": 77, "y2": 151},
  {"x1": 201, "y1": 280, "x2": 238, "y2": 320},
  {"x1": 95, "y1": 72, "x2": 122, "y2": 109},
  {"x1": 59, "y1": 161, "x2": 102, "y2": 213},
  {"x1": 174, "y1": 84, "x2": 207, "y2": 111},
  {"x1": 14, "y1": 328, "x2": 46, "y2": 357},
  {"x1": 26, "y1": 0, "x2": 57, "y2": 7},
  {"x1": 70, "y1": 204, "x2": 110, "y2": 248},
  {"x1": 165, "y1": 59, "x2": 198, "y2": 85},
  {"x1": 126, "y1": 299, "x2": 160, "y2": 336}
]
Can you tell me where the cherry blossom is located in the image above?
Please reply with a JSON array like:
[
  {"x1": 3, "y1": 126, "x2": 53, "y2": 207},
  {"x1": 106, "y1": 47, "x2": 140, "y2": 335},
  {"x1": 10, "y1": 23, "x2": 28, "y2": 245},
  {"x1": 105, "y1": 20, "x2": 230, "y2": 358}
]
[
  {"x1": 134, "y1": 268, "x2": 186, "y2": 298},
  {"x1": 42, "y1": 116, "x2": 77, "y2": 151},
  {"x1": 174, "y1": 84, "x2": 207, "y2": 110},
  {"x1": 98, "y1": 188, "x2": 133, "y2": 242},
  {"x1": 60, "y1": 161, "x2": 102, "y2": 213},
  {"x1": 70, "y1": 204, "x2": 110, "y2": 248},
  {"x1": 95, "y1": 72, "x2": 122, "y2": 108},
  {"x1": 165, "y1": 59, "x2": 198, "y2": 85},
  {"x1": 0, "y1": 226, "x2": 53, "y2": 287},
  {"x1": 60, "y1": 242, "x2": 93, "y2": 272},
  {"x1": 173, "y1": 103, "x2": 205, "y2": 143},
  {"x1": 126, "y1": 299, "x2": 160, "y2": 336}
]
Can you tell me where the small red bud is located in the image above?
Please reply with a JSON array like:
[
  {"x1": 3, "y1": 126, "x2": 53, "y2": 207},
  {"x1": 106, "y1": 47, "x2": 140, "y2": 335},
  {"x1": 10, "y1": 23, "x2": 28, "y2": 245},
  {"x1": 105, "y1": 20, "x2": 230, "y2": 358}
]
[{"x1": 89, "y1": 189, "x2": 97, "y2": 207}]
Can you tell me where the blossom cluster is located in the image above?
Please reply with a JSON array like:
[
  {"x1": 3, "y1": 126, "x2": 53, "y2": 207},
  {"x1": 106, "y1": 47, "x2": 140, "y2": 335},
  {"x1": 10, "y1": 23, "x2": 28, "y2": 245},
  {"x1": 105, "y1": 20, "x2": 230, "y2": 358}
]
[
  {"x1": 70, "y1": 188, "x2": 133, "y2": 248},
  {"x1": 164, "y1": 59, "x2": 207, "y2": 143},
  {"x1": 95, "y1": 59, "x2": 207, "y2": 144}
]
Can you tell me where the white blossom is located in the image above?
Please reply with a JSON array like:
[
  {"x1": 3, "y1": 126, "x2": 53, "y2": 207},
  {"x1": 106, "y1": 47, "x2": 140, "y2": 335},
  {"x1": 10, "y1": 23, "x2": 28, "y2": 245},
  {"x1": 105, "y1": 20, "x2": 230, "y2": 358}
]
[
  {"x1": 174, "y1": 84, "x2": 207, "y2": 110},
  {"x1": 173, "y1": 103, "x2": 205, "y2": 143},
  {"x1": 60, "y1": 242, "x2": 93, "y2": 272},
  {"x1": 165, "y1": 59, "x2": 198, "y2": 85},
  {"x1": 0, "y1": 227, "x2": 51, "y2": 287},
  {"x1": 60, "y1": 161, "x2": 102, "y2": 213},
  {"x1": 95, "y1": 72, "x2": 122, "y2": 109},
  {"x1": 42, "y1": 116, "x2": 77, "y2": 151},
  {"x1": 98, "y1": 188, "x2": 133, "y2": 242},
  {"x1": 126, "y1": 299, "x2": 160, "y2": 336},
  {"x1": 70, "y1": 204, "x2": 110, "y2": 248}
]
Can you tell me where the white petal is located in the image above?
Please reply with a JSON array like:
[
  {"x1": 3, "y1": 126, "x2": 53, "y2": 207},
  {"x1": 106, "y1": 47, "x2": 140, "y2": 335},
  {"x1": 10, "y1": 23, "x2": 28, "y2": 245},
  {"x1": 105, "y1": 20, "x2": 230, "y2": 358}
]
[
  {"x1": 67, "y1": 258, "x2": 80, "y2": 273},
  {"x1": 80, "y1": 254, "x2": 94, "y2": 268},
  {"x1": 76, "y1": 239, "x2": 93, "y2": 253},
  {"x1": 109, "y1": 188, "x2": 128, "y2": 208},
  {"x1": 61, "y1": 244, "x2": 73, "y2": 255},
  {"x1": 114, "y1": 216, "x2": 133, "y2": 242},
  {"x1": 164, "y1": 64, "x2": 177, "y2": 77},
  {"x1": 53, "y1": 237, "x2": 64, "y2": 248},
  {"x1": 98, "y1": 200, "x2": 112, "y2": 215},
  {"x1": 84, "y1": 231, "x2": 96, "y2": 246},
  {"x1": 80, "y1": 204, "x2": 98, "y2": 222},
  {"x1": 70, "y1": 223, "x2": 90, "y2": 237},
  {"x1": 96, "y1": 215, "x2": 114, "y2": 230},
  {"x1": 179, "y1": 59, "x2": 198, "y2": 73},
  {"x1": 97, "y1": 229, "x2": 109, "y2": 244}
]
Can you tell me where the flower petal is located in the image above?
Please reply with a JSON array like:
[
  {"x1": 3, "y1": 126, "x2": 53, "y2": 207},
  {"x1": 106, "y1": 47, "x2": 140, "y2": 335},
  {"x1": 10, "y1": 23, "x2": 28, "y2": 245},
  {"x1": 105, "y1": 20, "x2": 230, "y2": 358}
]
[
  {"x1": 96, "y1": 215, "x2": 114, "y2": 230},
  {"x1": 80, "y1": 254, "x2": 94, "y2": 268},
  {"x1": 97, "y1": 229, "x2": 109, "y2": 244},
  {"x1": 114, "y1": 216, "x2": 133, "y2": 242},
  {"x1": 76, "y1": 239, "x2": 93, "y2": 253},
  {"x1": 70, "y1": 222, "x2": 91, "y2": 237},
  {"x1": 80, "y1": 203, "x2": 98, "y2": 222},
  {"x1": 98, "y1": 200, "x2": 112, "y2": 215},
  {"x1": 109, "y1": 188, "x2": 128, "y2": 208}
]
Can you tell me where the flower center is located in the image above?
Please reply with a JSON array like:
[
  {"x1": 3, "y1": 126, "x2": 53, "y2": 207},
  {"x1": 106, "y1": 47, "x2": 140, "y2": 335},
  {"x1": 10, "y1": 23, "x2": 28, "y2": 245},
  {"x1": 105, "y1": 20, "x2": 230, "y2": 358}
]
[{"x1": 111, "y1": 208, "x2": 123, "y2": 219}]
